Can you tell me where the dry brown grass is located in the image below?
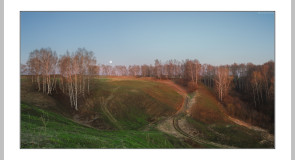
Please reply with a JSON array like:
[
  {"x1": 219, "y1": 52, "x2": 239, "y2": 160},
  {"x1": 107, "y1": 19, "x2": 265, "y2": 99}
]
[
  {"x1": 223, "y1": 91, "x2": 274, "y2": 133},
  {"x1": 190, "y1": 84, "x2": 228, "y2": 124}
]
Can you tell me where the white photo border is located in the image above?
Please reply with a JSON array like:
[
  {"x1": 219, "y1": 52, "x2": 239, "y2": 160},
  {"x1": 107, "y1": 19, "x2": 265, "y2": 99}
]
[{"x1": 4, "y1": 0, "x2": 291, "y2": 160}]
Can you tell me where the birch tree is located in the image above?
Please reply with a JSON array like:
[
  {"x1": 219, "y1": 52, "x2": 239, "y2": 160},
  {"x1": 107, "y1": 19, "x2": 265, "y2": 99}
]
[
  {"x1": 154, "y1": 59, "x2": 162, "y2": 79},
  {"x1": 214, "y1": 66, "x2": 231, "y2": 102}
]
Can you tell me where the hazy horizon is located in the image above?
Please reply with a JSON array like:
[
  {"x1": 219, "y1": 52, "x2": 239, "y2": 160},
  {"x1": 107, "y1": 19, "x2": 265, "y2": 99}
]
[{"x1": 21, "y1": 12, "x2": 275, "y2": 66}]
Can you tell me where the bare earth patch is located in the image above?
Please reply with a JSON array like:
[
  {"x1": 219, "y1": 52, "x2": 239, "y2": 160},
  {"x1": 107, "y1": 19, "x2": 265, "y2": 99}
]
[{"x1": 156, "y1": 117, "x2": 186, "y2": 138}]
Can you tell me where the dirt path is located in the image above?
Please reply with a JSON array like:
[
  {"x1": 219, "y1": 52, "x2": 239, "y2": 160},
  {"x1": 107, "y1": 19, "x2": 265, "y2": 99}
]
[
  {"x1": 156, "y1": 92, "x2": 233, "y2": 148},
  {"x1": 73, "y1": 78, "x2": 272, "y2": 147},
  {"x1": 155, "y1": 81, "x2": 234, "y2": 148},
  {"x1": 215, "y1": 101, "x2": 274, "y2": 143},
  {"x1": 173, "y1": 112, "x2": 234, "y2": 148},
  {"x1": 159, "y1": 80, "x2": 272, "y2": 144},
  {"x1": 174, "y1": 93, "x2": 234, "y2": 148},
  {"x1": 156, "y1": 80, "x2": 273, "y2": 148},
  {"x1": 228, "y1": 116, "x2": 265, "y2": 132},
  {"x1": 227, "y1": 116, "x2": 274, "y2": 143}
]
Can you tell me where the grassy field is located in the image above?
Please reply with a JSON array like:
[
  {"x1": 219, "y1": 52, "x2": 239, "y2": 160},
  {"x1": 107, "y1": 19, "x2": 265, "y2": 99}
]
[
  {"x1": 21, "y1": 103, "x2": 191, "y2": 148},
  {"x1": 81, "y1": 77, "x2": 183, "y2": 130},
  {"x1": 21, "y1": 77, "x2": 273, "y2": 148},
  {"x1": 21, "y1": 77, "x2": 189, "y2": 148}
]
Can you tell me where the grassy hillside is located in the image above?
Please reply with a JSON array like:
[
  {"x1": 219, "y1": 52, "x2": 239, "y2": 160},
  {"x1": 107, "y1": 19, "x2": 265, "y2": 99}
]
[
  {"x1": 21, "y1": 77, "x2": 183, "y2": 130},
  {"x1": 190, "y1": 84, "x2": 228, "y2": 124},
  {"x1": 21, "y1": 103, "x2": 191, "y2": 148},
  {"x1": 80, "y1": 77, "x2": 183, "y2": 130},
  {"x1": 21, "y1": 77, "x2": 189, "y2": 148},
  {"x1": 189, "y1": 83, "x2": 274, "y2": 148},
  {"x1": 21, "y1": 77, "x2": 273, "y2": 148},
  {"x1": 21, "y1": 77, "x2": 73, "y2": 117}
]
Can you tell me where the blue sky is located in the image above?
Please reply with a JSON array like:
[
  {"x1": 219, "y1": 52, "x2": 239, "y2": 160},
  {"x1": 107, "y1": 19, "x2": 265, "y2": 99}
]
[{"x1": 21, "y1": 12, "x2": 274, "y2": 66}]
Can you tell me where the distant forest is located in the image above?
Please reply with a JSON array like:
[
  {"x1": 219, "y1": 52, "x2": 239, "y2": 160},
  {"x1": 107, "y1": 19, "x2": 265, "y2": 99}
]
[{"x1": 21, "y1": 48, "x2": 274, "y2": 132}]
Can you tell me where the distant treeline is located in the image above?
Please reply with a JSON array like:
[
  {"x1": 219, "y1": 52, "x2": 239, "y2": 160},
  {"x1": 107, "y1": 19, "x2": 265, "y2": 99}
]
[{"x1": 21, "y1": 48, "x2": 274, "y2": 130}]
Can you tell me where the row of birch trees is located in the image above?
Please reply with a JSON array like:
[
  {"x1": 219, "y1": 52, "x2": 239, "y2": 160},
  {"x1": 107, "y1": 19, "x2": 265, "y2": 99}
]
[
  {"x1": 26, "y1": 48, "x2": 58, "y2": 95},
  {"x1": 26, "y1": 48, "x2": 99, "y2": 111},
  {"x1": 23, "y1": 48, "x2": 274, "y2": 111}
]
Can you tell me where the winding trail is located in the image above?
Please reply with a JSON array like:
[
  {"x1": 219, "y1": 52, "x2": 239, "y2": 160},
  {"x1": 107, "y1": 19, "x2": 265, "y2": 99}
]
[
  {"x1": 155, "y1": 80, "x2": 234, "y2": 148},
  {"x1": 215, "y1": 101, "x2": 274, "y2": 143},
  {"x1": 156, "y1": 80, "x2": 273, "y2": 148},
  {"x1": 73, "y1": 78, "x2": 273, "y2": 147},
  {"x1": 172, "y1": 94, "x2": 234, "y2": 148},
  {"x1": 173, "y1": 111, "x2": 233, "y2": 148}
]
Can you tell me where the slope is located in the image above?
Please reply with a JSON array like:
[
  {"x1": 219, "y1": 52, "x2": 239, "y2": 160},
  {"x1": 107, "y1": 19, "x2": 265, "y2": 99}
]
[
  {"x1": 77, "y1": 77, "x2": 184, "y2": 130},
  {"x1": 21, "y1": 103, "x2": 190, "y2": 148},
  {"x1": 187, "y1": 83, "x2": 274, "y2": 148}
]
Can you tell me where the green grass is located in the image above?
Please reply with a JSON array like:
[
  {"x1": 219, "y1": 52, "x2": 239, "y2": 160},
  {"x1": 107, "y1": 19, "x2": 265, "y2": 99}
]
[
  {"x1": 21, "y1": 103, "x2": 191, "y2": 148},
  {"x1": 21, "y1": 78, "x2": 72, "y2": 117},
  {"x1": 22, "y1": 77, "x2": 183, "y2": 131},
  {"x1": 21, "y1": 77, "x2": 273, "y2": 148},
  {"x1": 186, "y1": 117, "x2": 273, "y2": 148},
  {"x1": 84, "y1": 78, "x2": 183, "y2": 130},
  {"x1": 21, "y1": 77, "x2": 187, "y2": 148}
]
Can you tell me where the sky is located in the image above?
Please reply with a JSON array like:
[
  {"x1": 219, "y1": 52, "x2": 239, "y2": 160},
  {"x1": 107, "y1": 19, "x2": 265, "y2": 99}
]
[{"x1": 21, "y1": 12, "x2": 275, "y2": 66}]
